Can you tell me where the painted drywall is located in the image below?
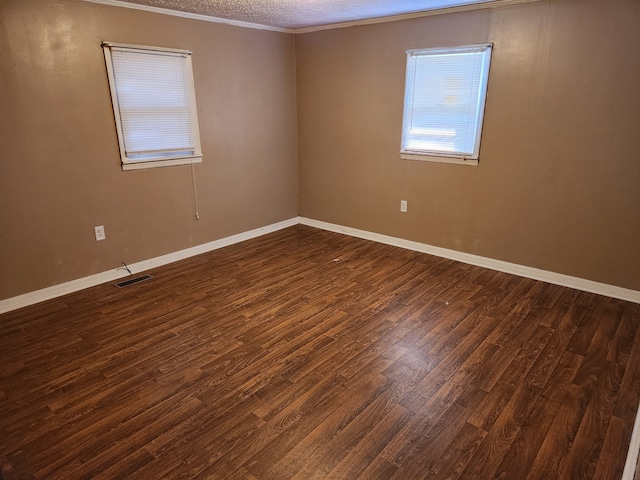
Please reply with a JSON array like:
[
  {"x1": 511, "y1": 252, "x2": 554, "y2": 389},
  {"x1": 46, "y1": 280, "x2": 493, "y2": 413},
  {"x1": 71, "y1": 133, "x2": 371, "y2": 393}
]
[
  {"x1": 0, "y1": 0, "x2": 298, "y2": 299},
  {"x1": 296, "y1": 0, "x2": 640, "y2": 291},
  {"x1": 2, "y1": 0, "x2": 639, "y2": 302}
]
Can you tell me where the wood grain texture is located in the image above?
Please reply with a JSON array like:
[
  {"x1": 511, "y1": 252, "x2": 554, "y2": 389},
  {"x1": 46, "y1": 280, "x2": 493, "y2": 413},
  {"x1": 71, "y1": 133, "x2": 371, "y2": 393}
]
[{"x1": 1, "y1": 225, "x2": 639, "y2": 479}]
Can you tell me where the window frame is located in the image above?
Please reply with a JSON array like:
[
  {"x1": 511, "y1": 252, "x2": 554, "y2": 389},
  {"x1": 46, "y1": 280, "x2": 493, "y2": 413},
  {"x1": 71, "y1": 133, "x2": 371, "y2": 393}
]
[
  {"x1": 102, "y1": 42, "x2": 203, "y2": 171},
  {"x1": 400, "y1": 43, "x2": 493, "y2": 166}
]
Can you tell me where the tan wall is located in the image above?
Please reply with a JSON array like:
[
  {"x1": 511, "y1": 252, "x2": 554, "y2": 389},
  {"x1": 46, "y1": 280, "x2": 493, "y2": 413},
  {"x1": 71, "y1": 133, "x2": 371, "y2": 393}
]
[
  {"x1": 0, "y1": 0, "x2": 298, "y2": 299},
  {"x1": 2, "y1": 0, "x2": 639, "y2": 301},
  {"x1": 296, "y1": 0, "x2": 640, "y2": 291}
]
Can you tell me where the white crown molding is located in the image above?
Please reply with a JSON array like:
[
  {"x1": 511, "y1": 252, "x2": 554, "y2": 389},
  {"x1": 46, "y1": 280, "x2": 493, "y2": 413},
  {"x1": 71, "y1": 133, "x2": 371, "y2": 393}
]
[
  {"x1": 0, "y1": 217, "x2": 299, "y2": 314},
  {"x1": 299, "y1": 217, "x2": 640, "y2": 305},
  {"x1": 293, "y1": 0, "x2": 543, "y2": 34},
  {"x1": 82, "y1": 0, "x2": 542, "y2": 35},
  {"x1": 81, "y1": 0, "x2": 293, "y2": 34}
]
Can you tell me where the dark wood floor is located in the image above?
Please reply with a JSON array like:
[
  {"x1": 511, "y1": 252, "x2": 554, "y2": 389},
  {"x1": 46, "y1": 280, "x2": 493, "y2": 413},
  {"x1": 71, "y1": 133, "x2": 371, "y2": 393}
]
[{"x1": 1, "y1": 225, "x2": 639, "y2": 479}]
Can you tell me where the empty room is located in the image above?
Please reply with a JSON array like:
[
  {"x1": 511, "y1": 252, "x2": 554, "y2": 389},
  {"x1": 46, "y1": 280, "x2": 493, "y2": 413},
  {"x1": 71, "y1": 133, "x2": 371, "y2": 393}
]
[{"x1": 1, "y1": 0, "x2": 639, "y2": 478}]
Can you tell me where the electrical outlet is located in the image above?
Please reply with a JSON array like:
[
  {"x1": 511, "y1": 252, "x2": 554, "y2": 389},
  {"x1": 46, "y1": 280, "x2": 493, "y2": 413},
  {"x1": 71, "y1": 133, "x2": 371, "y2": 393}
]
[
  {"x1": 94, "y1": 225, "x2": 106, "y2": 241},
  {"x1": 400, "y1": 200, "x2": 408, "y2": 213}
]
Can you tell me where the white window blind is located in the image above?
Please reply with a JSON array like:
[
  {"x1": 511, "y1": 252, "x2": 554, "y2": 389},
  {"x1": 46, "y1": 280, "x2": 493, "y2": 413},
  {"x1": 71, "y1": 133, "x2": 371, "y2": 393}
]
[
  {"x1": 401, "y1": 44, "x2": 492, "y2": 164},
  {"x1": 103, "y1": 42, "x2": 202, "y2": 170}
]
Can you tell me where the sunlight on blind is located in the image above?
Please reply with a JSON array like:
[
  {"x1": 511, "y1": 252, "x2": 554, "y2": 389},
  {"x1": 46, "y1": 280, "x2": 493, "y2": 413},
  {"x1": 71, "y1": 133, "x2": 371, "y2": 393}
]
[
  {"x1": 110, "y1": 48, "x2": 197, "y2": 159},
  {"x1": 401, "y1": 44, "x2": 492, "y2": 160}
]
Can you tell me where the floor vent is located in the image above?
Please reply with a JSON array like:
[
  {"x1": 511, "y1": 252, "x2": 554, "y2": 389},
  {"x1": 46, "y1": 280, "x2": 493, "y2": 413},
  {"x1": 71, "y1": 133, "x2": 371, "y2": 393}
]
[{"x1": 114, "y1": 275, "x2": 153, "y2": 288}]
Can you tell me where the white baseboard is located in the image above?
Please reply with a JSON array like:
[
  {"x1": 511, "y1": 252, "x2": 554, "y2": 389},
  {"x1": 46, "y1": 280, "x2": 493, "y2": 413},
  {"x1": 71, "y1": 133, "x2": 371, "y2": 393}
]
[
  {"x1": 125, "y1": 217, "x2": 299, "y2": 273},
  {"x1": 0, "y1": 217, "x2": 299, "y2": 314},
  {"x1": 4, "y1": 215, "x2": 638, "y2": 312},
  {"x1": 2, "y1": 215, "x2": 640, "y2": 475},
  {"x1": 299, "y1": 217, "x2": 640, "y2": 305},
  {"x1": 623, "y1": 404, "x2": 640, "y2": 480},
  {"x1": 299, "y1": 217, "x2": 640, "y2": 479}
]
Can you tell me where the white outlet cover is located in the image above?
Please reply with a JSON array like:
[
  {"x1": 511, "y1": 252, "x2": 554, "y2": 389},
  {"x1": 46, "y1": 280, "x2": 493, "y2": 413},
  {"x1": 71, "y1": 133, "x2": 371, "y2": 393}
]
[
  {"x1": 400, "y1": 200, "x2": 408, "y2": 212},
  {"x1": 94, "y1": 225, "x2": 106, "y2": 241}
]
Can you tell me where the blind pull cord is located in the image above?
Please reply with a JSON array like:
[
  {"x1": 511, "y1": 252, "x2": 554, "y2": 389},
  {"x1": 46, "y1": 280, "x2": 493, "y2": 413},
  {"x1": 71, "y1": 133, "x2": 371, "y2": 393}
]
[{"x1": 191, "y1": 163, "x2": 200, "y2": 221}]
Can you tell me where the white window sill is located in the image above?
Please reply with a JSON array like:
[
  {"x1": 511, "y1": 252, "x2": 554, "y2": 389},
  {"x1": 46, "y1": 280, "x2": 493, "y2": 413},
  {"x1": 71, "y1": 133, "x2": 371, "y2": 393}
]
[
  {"x1": 400, "y1": 152, "x2": 478, "y2": 166},
  {"x1": 122, "y1": 156, "x2": 202, "y2": 171}
]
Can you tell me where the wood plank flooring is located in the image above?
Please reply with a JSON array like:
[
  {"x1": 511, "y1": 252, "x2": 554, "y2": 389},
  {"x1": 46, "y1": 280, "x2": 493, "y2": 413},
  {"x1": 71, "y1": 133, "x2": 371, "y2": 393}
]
[{"x1": 1, "y1": 225, "x2": 639, "y2": 479}]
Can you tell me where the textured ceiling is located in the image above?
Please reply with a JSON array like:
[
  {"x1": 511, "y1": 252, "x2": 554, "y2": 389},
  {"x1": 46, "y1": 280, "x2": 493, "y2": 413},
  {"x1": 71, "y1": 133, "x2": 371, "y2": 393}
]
[{"x1": 113, "y1": 0, "x2": 502, "y2": 30}]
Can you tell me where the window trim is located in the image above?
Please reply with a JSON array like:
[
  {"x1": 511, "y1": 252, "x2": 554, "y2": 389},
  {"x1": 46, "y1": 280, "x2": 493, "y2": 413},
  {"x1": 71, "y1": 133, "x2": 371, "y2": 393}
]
[
  {"x1": 102, "y1": 42, "x2": 203, "y2": 171},
  {"x1": 400, "y1": 43, "x2": 493, "y2": 166}
]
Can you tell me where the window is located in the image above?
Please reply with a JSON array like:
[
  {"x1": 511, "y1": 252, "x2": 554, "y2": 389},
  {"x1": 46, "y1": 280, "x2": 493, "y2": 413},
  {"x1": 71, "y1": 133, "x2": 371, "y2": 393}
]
[
  {"x1": 102, "y1": 42, "x2": 202, "y2": 170},
  {"x1": 401, "y1": 43, "x2": 492, "y2": 166}
]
